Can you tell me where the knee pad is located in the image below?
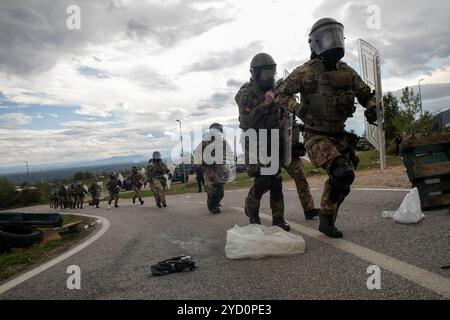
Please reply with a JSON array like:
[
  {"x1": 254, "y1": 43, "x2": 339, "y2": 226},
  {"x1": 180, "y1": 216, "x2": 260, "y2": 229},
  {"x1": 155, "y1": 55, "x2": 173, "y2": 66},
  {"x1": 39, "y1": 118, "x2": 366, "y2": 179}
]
[
  {"x1": 330, "y1": 157, "x2": 355, "y2": 190},
  {"x1": 329, "y1": 157, "x2": 354, "y2": 203}
]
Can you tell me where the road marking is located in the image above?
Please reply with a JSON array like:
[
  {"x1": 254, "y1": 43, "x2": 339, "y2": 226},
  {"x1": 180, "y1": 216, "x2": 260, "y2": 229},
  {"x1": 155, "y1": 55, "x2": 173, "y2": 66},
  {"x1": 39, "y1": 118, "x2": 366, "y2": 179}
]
[
  {"x1": 0, "y1": 213, "x2": 111, "y2": 296},
  {"x1": 353, "y1": 188, "x2": 411, "y2": 192},
  {"x1": 230, "y1": 206, "x2": 450, "y2": 299}
]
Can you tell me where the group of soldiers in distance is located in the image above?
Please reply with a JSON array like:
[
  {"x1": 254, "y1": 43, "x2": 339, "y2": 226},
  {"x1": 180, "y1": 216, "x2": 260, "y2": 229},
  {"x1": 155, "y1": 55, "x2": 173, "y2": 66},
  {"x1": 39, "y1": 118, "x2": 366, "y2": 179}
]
[{"x1": 48, "y1": 152, "x2": 172, "y2": 210}]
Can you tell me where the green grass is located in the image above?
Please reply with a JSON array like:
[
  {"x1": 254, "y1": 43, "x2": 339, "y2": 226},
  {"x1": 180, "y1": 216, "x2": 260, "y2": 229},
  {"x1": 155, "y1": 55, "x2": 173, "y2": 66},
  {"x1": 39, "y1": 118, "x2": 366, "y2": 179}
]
[
  {"x1": 111, "y1": 150, "x2": 403, "y2": 200},
  {"x1": 0, "y1": 214, "x2": 95, "y2": 282}
]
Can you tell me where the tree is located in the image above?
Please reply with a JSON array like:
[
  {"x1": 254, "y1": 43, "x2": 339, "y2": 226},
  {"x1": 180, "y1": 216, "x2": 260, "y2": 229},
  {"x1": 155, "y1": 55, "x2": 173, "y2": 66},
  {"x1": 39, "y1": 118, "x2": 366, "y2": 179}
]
[
  {"x1": 415, "y1": 111, "x2": 434, "y2": 133},
  {"x1": 383, "y1": 92, "x2": 400, "y2": 140},
  {"x1": 400, "y1": 86, "x2": 421, "y2": 115},
  {"x1": 73, "y1": 171, "x2": 93, "y2": 181},
  {"x1": 391, "y1": 86, "x2": 422, "y2": 135}
]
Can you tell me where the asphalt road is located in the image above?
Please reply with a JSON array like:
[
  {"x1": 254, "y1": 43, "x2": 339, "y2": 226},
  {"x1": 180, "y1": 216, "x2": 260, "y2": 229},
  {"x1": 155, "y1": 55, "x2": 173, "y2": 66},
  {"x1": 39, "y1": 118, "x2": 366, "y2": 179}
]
[{"x1": 0, "y1": 187, "x2": 449, "y2": 300}]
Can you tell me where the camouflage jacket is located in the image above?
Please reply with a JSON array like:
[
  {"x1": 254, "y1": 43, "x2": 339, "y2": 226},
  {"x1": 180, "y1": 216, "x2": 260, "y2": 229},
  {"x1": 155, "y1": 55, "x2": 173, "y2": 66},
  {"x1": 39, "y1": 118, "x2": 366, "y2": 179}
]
[
  {"x1": 274, "y1": 58, "x2": 375, "y2": 134},
  {"x1": 106, "y1": 178, "x2": 120, "y2": 193},
  {"x1": 199, "y1": 135, "x2": 233, "y2": 168},
  {"x1": 129, "y1": 171, "x2": 145, "y2": 187},
  {"x1": 145, "y1": 161, "x2": 169, "y2": 182},
  {"x1": 235, "y1": 80, "x2": 281, "y2": 131},
  {"x1": 89, "y1": 182, "x2": 102, "y2": 196}
]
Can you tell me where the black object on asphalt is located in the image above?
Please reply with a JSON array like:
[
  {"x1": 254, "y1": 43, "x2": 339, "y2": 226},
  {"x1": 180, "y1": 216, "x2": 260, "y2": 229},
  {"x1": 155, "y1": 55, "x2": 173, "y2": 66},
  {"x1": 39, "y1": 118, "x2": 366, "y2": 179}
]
[{"x1": 151, "y1": 255, "x2": 197, "y2": 276}]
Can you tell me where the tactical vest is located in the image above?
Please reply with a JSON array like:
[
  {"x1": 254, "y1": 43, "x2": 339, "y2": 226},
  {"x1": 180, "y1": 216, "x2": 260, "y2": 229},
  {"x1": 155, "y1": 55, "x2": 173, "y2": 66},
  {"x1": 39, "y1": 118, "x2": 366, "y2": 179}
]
[
  {"x1": 235, "y1": 81, "x2": 265, "y2": 131},
  {"x1": 301, "y1": 60, "x2": 356, "y2": 134}
]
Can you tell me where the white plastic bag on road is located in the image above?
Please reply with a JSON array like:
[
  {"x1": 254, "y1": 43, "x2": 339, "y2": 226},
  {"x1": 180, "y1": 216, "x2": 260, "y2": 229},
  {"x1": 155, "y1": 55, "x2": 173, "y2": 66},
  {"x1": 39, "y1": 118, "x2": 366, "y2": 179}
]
[
  {"x1": 225, "y1": 224, "x2": 306, "y2": 260},
  {"x1": 382, "y1": 188, "x2": 425, "y2": 224}
]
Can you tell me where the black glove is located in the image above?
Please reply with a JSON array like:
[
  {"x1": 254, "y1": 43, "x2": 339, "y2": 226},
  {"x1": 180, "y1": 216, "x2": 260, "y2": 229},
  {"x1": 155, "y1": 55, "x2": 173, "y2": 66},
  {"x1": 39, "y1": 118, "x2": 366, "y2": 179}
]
[
  {"x1": 365, "y1": 107, "x2": 377, "y2": 125},
  {"x1": 292, "y1": 142, "x2": 307, "y2": 157},
  {"x1": 246, "y1": 165, "x2": 261, "y2": 178}
]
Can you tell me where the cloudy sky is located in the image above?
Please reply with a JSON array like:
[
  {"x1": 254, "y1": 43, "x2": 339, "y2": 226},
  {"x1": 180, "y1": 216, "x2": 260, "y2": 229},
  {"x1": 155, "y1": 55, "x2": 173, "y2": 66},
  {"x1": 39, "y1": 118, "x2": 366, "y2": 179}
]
[{"x1": 0, "y1": 0, "x2": 449, "y2": 168}]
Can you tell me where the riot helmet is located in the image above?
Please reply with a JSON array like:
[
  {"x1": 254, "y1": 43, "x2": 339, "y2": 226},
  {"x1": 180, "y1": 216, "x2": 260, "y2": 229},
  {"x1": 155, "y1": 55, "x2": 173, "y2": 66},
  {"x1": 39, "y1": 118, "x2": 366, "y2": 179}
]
[
  {"x1": 309, "y1": 18, "x2": 345, "y2": 66},
  {"x1": 250, "y1": 53, "x2": 277, "y2": 90},
  {"x1": 152, "y1": 151, "x2": 162, "y2": 161},
  {"x1": 209, "y1": 123, "x2": 223, "y2": 133}
]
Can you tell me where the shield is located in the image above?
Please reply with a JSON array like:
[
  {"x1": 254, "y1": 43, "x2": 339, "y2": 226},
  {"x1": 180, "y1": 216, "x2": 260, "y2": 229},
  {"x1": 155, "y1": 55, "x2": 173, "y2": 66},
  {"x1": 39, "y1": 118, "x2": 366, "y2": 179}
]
[
  {"x1": 357, "y1": 39, "x2": 386, "y2": 171},
  {"x1": 216, "y1": 162, "x2": 237, "y2": 183},
  {"x1": 163, "y1": 160, "x2": 175, "y2": 189}
]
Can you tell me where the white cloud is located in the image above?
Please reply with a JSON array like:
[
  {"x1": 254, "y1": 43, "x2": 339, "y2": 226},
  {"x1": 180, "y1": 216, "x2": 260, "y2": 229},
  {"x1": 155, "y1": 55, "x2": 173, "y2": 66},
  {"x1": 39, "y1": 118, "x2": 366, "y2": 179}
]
[
  {"x1": 0, "y1": 0, "x2": 449, "y2": 167},
  {"x1": 0, "y1": 112, "x2": 33, "y2": 125}
]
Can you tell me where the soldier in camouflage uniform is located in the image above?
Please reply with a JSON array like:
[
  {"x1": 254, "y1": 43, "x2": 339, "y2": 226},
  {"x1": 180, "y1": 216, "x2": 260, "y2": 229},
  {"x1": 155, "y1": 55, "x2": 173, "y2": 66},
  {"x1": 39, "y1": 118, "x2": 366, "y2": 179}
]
[
  {"x1": 199, "y1": 123, "x2": 232, "y2": 214},
  {"x1": 74, "y1": 181, "x2": 88, "y2": 209},
  {"x1": 129, "y1": 166, "x2": 145, "y2": 205},
  {"x1": 49, "y1": 190, "x2": 59, "y2": 209},
  {"x1": 88, "y1": 179, "x2": 102, "y2": 208},
  {"x1": 274, "y1": 18, "x2": 378, "y2": 238},
  {"x1": 106, "y1": 172, "x2": 121, "y2": 208},
  {"x1": 146, "y1": 151, "x2": 171, "y2": 208},
  {"x1": 68, "y1": 183, "x2": 77, "y2": 209},
  {"x1": 58, "y1": 185, "x2": 68, "y2": 209},
  {"x1": 276, "y1": 79, "x2": 320, "y2": 220},
  {"x1": 235, "y1": 53, "x2": 290, "y2": 231}
]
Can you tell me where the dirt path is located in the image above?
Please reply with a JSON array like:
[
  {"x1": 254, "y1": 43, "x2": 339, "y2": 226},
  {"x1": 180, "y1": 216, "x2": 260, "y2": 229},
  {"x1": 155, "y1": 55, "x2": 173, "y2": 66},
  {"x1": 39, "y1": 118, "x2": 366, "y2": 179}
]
[{"x1": 285, "y1": 165, "x2": 411, "y2": 189}]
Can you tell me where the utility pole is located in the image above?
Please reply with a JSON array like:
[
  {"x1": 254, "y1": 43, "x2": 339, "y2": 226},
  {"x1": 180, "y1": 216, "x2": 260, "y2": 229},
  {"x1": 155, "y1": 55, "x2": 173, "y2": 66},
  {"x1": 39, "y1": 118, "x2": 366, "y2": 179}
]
[
  {"x1": 24, "y1": 160, "x2": 30, "y2": 182},
  {"x1": 176, "y1": 120, "x2": 186, "y2": 184},
  {"x1": 418, "y1": 79, "x2": 424, "y2": 117}
]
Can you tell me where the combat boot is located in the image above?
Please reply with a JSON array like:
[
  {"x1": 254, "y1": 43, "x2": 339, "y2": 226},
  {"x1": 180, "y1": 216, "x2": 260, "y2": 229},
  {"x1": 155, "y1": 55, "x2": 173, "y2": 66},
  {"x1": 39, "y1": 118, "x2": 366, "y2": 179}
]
[
  {"x1": 319, "y1": 213, "x2": 343, "y2": 238},
  {"x1": 140, "y1": 199, "x2": 144, "y2": 205},
  {"x1": 245, "y1": 207, "x2": 261, "y2": 224},
  {"x1": 156, "y1": 201, "x2": 162, "y2": 208},
  {"x1": 249, "y1": 216, "x2": 261, "y2": 224},
  {"x1": 115, "y1": 204, "x2": 119, "y2": 208},
  {"x1": 211, "y1": 207, "x2": 221, "y2": 215},
  {"x1": 304, "y1": 208, "x2": 320, "y2": 220},
  {"x1": 272, "y1": 217, "x2": 291, "y2": 232},
  {"x1": 163, "y1": 203, "x2": 167, "y2": 208},
  {"x1": 132, "y1": 197, "x2": 136, "y2": 204}
]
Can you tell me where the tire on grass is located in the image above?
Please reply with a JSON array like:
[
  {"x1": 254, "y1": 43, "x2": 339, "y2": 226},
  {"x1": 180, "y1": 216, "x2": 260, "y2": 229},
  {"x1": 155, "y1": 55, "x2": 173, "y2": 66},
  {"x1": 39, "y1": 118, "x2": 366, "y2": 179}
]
[{"x1": 0, "y1": 225, "x2": 43, "y2": 248}]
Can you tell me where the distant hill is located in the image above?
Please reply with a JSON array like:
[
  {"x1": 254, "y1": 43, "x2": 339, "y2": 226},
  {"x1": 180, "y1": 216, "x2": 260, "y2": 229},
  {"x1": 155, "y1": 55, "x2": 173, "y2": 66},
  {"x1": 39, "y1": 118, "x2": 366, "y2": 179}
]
[
  {"x1": 0, "y1": 154, "x2": 149, "y2": 184},
  {"x1": 0, "y1": 154, "x2": 148, "y2": 175}
]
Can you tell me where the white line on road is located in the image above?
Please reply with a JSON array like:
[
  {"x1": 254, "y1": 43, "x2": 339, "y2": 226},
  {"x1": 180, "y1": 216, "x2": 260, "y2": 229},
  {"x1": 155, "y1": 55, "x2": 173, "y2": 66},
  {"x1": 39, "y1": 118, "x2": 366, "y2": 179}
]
[
  {"x1": 0, "y1": 213, "x2": 111, "y2": 296},
  {"x1": 231, "y1": 206, "x2": 450, "y2": 299}
]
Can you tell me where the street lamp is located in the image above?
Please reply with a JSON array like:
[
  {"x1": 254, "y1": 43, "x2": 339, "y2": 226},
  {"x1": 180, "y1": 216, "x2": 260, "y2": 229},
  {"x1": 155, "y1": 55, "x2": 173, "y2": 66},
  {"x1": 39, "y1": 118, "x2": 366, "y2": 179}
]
[
  {"x1": 176, "y1": 120, "x2": 186, "y2": 184},
  {"x1": 418, "y1": 79, "x2": 424, "y2": 117}
]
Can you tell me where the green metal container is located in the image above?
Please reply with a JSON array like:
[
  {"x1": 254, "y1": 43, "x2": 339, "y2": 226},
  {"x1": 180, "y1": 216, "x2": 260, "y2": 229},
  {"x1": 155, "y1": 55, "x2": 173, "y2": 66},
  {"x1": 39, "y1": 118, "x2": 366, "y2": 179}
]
[{"x1": 401, "y1": 133, "x2": 450, "y2": 210}]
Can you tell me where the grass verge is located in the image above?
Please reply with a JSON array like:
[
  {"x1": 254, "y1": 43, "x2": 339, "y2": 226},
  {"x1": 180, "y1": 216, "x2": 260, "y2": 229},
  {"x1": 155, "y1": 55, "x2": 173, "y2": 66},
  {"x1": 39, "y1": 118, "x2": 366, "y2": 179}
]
[{"x1": 0, "y1": 214, "x2": 96, "y2": 282}]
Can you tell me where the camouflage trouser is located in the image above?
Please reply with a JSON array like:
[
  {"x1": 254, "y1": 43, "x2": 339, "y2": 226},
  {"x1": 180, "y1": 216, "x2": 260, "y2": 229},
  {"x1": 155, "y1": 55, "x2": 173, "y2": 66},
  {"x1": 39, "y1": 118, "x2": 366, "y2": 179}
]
[
  {"x1": 69, "y1": 195, "x2": 76, "y2": 208},
  {"x1": 108, "y1": 191, "x2": 119, "y2": 206},
  {"x1": 304, "y1": 133, "x2": 353, "y2": 217},
  {"x1": 91, "y1": 193, "x2": 100, "y2": 206},
  {"x1": 75, "y1": 195, "x2": 85, "y2": 208},
  {"x1": 132, "y1": 186, "x2": 142, "y2": 202},
  {"x1": 245, "y1": 174, "x2": 284, "y2": 219},
  {"x1": 283, "y1": 157, "x2": 315, "y2": 212},
  {"x1": 204, "y1": 166, "x2": 224, "y2": 210},
  {"x1": 150, "y1": 179, "x2": 166, "y2": 206}
]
